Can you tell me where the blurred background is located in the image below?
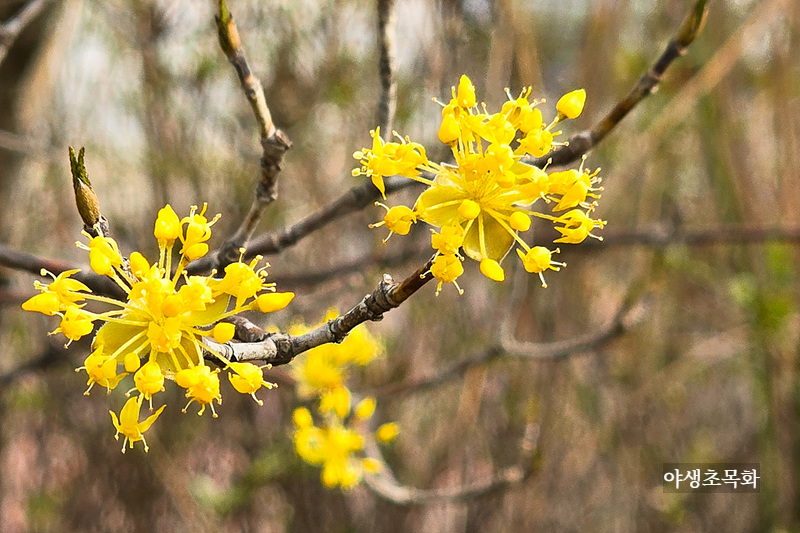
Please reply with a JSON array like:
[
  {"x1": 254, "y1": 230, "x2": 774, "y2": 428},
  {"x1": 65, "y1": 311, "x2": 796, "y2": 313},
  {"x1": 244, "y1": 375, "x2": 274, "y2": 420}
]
[{"x1": 1, "y1": 0, "x2": 798, "y2": 531}]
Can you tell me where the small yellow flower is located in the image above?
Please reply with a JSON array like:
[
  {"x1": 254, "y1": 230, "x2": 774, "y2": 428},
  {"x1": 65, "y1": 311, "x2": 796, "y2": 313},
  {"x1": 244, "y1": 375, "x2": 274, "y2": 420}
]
[
  {"x1": 292, "y1": 315, "x2": 382, "y2": 398},
  {"x1": 292, "y1": 415, "x2": 366, "y2": 490},
  {"x1": 556, "y1": 89, "x2": 586, "y2": 120},
  {"x1": 22, "y1": 269, "x2": 91, "y2": 316},
  {"x1": 180, "y1": 204, "x2": 219, "y2": 260},
  {"x1": 154, "y1": 204, "x2": 181, "y2": 244},
  {"x1": 176, "y1": 365, "x2": 222, "y2": 417},
  {"x1": 509, "y1": 211, "x2": 531, "y2": 232},
  {"x1": 456, "y1": 74, "x2": 476, "y2": 108},
  {"x1": 352, "y1": 127, "x2": 428, "y2": 199},
  {"x1": 109, "y1": 396, "x2": 165, "y2": 453},
  {"x1": 457, "y1": 199, "x2": 481, "y2": 220},
  {"x1": 22, "y1": 291, "x2": 61, "y2": 316},
  {"x1": 134, "y1": 360, "x2": 166, "y2": 401},
  {"x1": 252, "y1": 291, "x2": 295, "y2": 313},
  {"x1": 212, "y1": 322, "x2": 236, "y2": 343},
  {"x1": 376, "y1": 422, "x2": 399, "y2": 443},
  {"x1": 55, "y1": 306, "x2": 95, "y2": 342},
  {"x1": 370, "y1": 203, "x2": 417, "y2": 242},
  {"x1": 429, "y1": 254, "x2": 465, "y2": 296},
  {"x1": 431, "y1": 225, "x2": 465, "y2": 256},
  {"x1": 355, "y1": 397, "x2": 376, "y2": 420},
  {"x1": 228, "y1": 362, "x2": 275, "y2": 405},
  {"x1": 293, "y1": 407, "x2": 314, "y2": 428},
  {"x1": 438, "y1": 113, "x2": 460, "y2": 144},
  {"x1": 479, "y1": 258, "x2": 505, "y2": 282},
  {"x1": 551, "y1": 209, "x2": 606, "y2": 244},
  {"x1": 124, "y1": 352, "x2": 141, "y2": 373},
  {"x1": 290, "y1": 325, "x2": 396, "y2": 491},
  {"x1": 517, "y1": 247, "x2": 564, "y2": 288},
  {"x1": 77, "y1": 347, "x2": 127, "y2": 395},
  {"x1": 85, "y1": 236, "x2": 124, "y2": 276}
]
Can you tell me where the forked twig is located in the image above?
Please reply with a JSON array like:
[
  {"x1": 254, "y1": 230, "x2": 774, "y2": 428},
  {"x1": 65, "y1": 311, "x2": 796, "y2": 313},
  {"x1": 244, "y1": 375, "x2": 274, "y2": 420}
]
[{"x1": 209, "y1": 0, "x2": 292, "y2": 269}]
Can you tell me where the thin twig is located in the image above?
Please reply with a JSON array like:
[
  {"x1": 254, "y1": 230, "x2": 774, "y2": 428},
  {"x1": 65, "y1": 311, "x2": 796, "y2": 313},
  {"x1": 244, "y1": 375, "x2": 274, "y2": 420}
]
[
  {"x1": 611, "y1": 0, "x2": 789, "y2": 187},
  {"x1": 528, "y1": 0, "x2": 709, "y2": 169},
  {"x1": 6, "y1": 224, "x2": 799, "y2": 298},
  {"x1": 210, "y1": 0, "x2": 292, "y2": 269},
  {"x1": 0, "y1": 128, "x2": 43, "y2": 154},
  {"x1": 0, "y1": 0, "x2": 50, "y2": 66},
  {"x1": 498, "y1": 292, "x2": 646, "y2": 359},
  {"x1": 376, "y1": 0, "x2": 397, "y2": 137}
]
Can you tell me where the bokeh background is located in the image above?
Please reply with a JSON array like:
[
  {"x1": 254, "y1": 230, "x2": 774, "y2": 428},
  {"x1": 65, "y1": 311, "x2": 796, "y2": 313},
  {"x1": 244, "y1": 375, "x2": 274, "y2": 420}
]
[{"x1": 1, "y1": 0, "x2": 798, "y2": 531}]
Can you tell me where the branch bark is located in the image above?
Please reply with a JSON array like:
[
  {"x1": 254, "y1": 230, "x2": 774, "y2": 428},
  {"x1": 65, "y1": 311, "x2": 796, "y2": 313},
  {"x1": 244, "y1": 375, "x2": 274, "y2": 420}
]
[{"x1": 204, "y1": 256, "x2": 435, "y2": 366}]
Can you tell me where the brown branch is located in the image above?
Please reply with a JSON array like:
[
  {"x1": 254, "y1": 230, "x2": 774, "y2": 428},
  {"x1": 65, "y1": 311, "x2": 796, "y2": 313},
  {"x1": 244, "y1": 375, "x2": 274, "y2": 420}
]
[
  {"x1": 191, "y1": 1, "x2": 709, "y2": 274},
  {"x1": 376, "y1": 0, "x2": 397, "y2": 137},
  {"x1": 499, "y1": 292, "x2": 646, "y2": 359},
  {"x1": 211, "y1": 0, "x2": 292, "y2": 269},
  {"x1": 362, "y1": 420, "x2": 539, "y2": 505},
  {"x1": 5, "y1": 223, "x2": 795, "y2": 303},
  {"x1": 0, "y1": 128, "x2": 43, "y2": 154},
  {"x1": 528, "y1": 0, "x2": 709, "y2": 169},
  {"x1": 0, "y1": 0, "x2": 50, "y2": 66},
  {"x1": 373, "y1": 293, "x2": 644, "y2": 399},
  {"x1": 204, "y1": 256, "x2": 435, "y2": 366}
]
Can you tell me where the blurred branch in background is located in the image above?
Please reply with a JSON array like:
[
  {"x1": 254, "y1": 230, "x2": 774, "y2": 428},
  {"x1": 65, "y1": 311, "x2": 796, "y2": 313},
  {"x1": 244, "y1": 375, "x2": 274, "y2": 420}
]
[
  {"x1": 530, "y1": 0, "x2": 709, "y2": 169},
  {"x1": 375, "y1": 0, "x2": 397, "y2": 137},
  {"x1": 363, "y1": 419, "x2": 539, "y2": 505},
  {"x1": 0, "y1": 0, "x2": 49, "y2": 66},
  {"x1": 614, "y1": 0, "x2": 791, "y2": 189}
]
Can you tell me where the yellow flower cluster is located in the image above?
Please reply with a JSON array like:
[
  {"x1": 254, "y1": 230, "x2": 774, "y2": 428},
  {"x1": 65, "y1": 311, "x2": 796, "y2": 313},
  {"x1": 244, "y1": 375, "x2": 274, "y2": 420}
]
[
  {"x1": 290, "y1": 312, "x2": 398, "y2": 489},
  {"x1": 353, "y1": 75, "x2": 605, "y2": 293},
  {"x1": 22, "y1": 204, "x2": 295, "y2": 453}
]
